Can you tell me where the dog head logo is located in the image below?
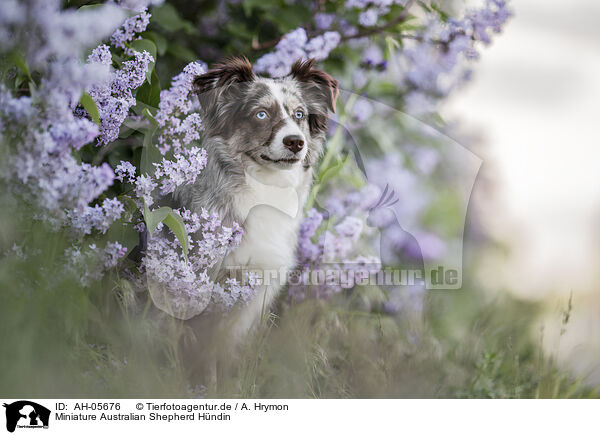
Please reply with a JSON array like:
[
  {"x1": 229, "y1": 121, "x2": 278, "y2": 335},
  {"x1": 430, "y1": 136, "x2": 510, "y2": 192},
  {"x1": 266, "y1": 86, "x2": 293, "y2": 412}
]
[{"x1": 3, "y1": 401, "x2": 50, "y2": 433}]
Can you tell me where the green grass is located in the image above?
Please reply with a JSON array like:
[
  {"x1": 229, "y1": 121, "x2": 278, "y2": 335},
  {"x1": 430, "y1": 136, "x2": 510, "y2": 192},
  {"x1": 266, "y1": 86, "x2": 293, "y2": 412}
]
[{"x1": 0, "y1": 201, "x2": 597, "y2": 399}]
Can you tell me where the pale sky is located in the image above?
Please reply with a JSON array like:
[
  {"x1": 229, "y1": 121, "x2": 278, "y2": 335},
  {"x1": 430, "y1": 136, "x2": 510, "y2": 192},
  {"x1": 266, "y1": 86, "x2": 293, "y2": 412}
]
[
  {"x1": 443, "y1": 0, "x2": 600, "y2": 299},
  {"x1": 442, "y1": 0, "x2": 600, "y2": 380}
]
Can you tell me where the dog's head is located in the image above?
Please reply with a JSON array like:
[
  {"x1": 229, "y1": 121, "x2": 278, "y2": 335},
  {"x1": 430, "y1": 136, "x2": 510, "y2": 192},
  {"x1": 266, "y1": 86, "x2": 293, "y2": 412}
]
[{"x1": 193, "y1": 56, "x2": 338, "y2": 170}]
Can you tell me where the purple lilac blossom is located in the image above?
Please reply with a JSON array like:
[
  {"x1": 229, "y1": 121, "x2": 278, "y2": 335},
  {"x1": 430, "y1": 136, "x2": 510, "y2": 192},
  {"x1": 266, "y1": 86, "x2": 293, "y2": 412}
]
[
  {"x1": 155, "y1": 61, "x2": 207, "y2": 155},
  {"x1": 305, "y1": 31, "x2": 341, "y2": 61},
  {"x1": 114, "y1": 0, "x2": 164, "y2": 12},
  {"x1": 65, "y1": 241, "x2": 128, "y2": 286},
  {"x1": 115, "y1": 160, "x2": 137, "y2": 183},
  {"x1": 153, "y1": 146, "x2": 208, "y2": 195},
  {"x1": 87, "y1": 49, "x2": 154, "y2": 144},
  {"x1": 255, "y1": 28, "x2": 340, "y2": 77},
  {"x1": 134, "y1": 175, "x2": 158, "y2": 206},
  {"x1": 399, "y1": 0, "x2": 511, "y2": 108},
  {"x1": 142, "y1": 208, "x2": 254, "y2": 317},
  {"x1": 110, "y1": 9, "x2": 151, "y2": 50},
  {"x1": 362, "y1": 44, "x2": 385, "y2": 67},
  {"x1": 0, "y1": 0, "x2": 125, "y2": 68},
  {"x1": 314, "y1": 13, "x2": 336, "y2": 30},
  {"x1": 352, "y1": 98, "x2": 374, "y2": 122},
  {"x1": 289, "y1": 204, "x2": 381, "y2": 302}
]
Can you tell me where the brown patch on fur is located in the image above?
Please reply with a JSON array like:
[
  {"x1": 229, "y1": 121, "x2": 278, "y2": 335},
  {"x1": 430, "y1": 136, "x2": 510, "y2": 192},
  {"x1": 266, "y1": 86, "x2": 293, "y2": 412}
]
[
  {"x1": 290, "y1": 58, "x2": 339, "y2": 113},
  {"x1": 290, "y1": 59, "x2": 339, "y2": 136},
  {"x1": 193, "y1": 57, "x2": 257, "y2": 139},
  {"x1": 193, "y1": 56, "x2": 255, "y2": 94}
]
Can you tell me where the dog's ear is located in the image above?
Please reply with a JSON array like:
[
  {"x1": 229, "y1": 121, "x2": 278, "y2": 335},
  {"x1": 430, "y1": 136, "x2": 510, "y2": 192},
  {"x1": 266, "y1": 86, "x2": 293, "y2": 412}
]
[
  {"x1": 193, "y1": 56, "x2": 255, "y2": 114},
  {"x1": 290, "y1": 59, "x2": 339, "y2": 135}
]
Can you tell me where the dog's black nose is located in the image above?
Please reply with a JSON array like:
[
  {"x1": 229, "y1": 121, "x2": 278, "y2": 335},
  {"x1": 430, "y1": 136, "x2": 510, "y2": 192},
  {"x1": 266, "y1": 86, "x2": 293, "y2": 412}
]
[{"x1": 283, "y1": 135, "x2": 304, "y2": 153}]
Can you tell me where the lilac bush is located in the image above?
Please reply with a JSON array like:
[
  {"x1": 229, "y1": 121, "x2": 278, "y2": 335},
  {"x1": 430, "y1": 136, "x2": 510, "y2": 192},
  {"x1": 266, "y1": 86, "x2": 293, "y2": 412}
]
[{"x1": 0, "y1": 0, "x2": 511, "y2": 321}]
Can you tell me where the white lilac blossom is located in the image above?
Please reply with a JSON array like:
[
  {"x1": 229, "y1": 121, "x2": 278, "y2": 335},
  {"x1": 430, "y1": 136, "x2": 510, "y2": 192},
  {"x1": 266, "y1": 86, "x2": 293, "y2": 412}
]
[{"x1": 155, "y1": 61, "x2": 207, "y2": 155}]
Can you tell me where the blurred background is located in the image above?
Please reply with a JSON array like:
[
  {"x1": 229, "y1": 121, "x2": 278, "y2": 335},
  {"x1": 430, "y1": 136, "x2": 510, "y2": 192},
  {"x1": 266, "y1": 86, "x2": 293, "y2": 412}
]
[
  {"x1": 444, "y1": 0, "x2": 600, "y2": 383},
  {"x1": 1, "y1": 0, "x2": 599, "y2": 398}
]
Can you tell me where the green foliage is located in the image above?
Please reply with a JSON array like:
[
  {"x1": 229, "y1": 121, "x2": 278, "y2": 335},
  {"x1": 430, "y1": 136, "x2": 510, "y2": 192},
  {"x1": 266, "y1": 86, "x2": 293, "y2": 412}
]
[{"x1": 80, "y1": 92, "x2": 101, "y2": 125}]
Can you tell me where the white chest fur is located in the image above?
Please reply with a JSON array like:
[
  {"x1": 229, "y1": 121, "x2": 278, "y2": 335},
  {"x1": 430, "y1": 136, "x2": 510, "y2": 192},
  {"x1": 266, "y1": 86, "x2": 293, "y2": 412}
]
[
  {"x1": 228, "y1": 163, "x2": 308, "y2": 272},
  {"x1": 223, "y1": 162, "x2": 311, "y2": 335}
]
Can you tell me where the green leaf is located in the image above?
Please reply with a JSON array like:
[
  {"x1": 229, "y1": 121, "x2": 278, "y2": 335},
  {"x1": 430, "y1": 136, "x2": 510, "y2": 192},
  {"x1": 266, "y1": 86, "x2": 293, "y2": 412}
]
[
  {"x1": 9, "y1": 52, "x2": 31, "y2": 81},
  {"x1": 143, "y1": 31, "x2": 168, "y2": 56},
  {"x1": 136, "y1": 68, "x2": 161, "y2": 108},
  {"x1": 166, "y1": 43, "x2": 197, "y2": 62},
  {"x1": 142, "y1": 107, "x2": 159, "y2": 128},
  {"x1": 143, "y1": 203, "x2": 172, "y2": 237},
  {"x1": 318, "y1": 154, "x2": 350, "y2": 186},
  {"x1": 242, "y1": 0, "x2": 267, "y2": 16},
  {"x1": 106, "y1": 221, "x2": 140, "y2": 254},
  {"x1": 140, "y1": 127, "x2": 161, "y2": 175},
  {"x1": 79, "y1": 92, "x2": 100, "y2": 126},
  {"x1": 129, "y1": 38, "x2": 157, "y2": 60},
  {"x1": 77, "y1": 4, "x2": 105, "y2": 12},
  {"x1": 117, "y1": 195, "x2": 139, "y2": 214},
  {"x1": 152, "y1": 3, "x2": 187, "y2": 32},
  {"x1": 163, "y1": 211, "x2": 189, "y2": 258}
]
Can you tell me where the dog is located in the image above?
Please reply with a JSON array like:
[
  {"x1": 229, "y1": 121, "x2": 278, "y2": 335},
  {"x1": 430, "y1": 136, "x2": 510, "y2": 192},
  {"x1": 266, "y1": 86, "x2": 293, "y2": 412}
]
[{"x1": 174, "y1": 57, "x2": 338, "y2": 344}]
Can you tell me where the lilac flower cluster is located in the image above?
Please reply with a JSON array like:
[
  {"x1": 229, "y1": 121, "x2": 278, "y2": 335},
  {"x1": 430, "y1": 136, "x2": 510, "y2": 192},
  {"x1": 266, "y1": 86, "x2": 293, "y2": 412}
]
[
  {"x1": 346, "y1": 0, "x2": 407, "y2": 28},
  {"x1": 0, "y1": 0, "x2": 124, "y2": 68},
  {"x1": 67, "y1": 197, "x2": 126, "y2": 236},
  {"x1": 0, "y1": 1, "x2": 123, "y2": 223},
  {"x1": 65, "y1": 241, "x2": 128, "y2": 286},
  {"x1": 113, "y1": 0, "x2": 164, "y2": 12},
  {"x1": 0, "y1": 1, "x2": 148, "y2": 289},
  {"x1": 255, "y1": 28, "x2": 341, "y2": 77},
  {"x1": 134, "y1": 174, "x2": 158, "y2": 206},
  {"x1": 115, "y1": 160, "x2": 137, "y2": 183},
  {"x1": 289, "y1": 206, "x2": 381, "y2": 302},
  {"x1": 142, "y1": 208, "x2": 254, "y2": 318},
  {"x1": 110, "y1": 9, "x2": 151, "y2": 50},
  {"x1": 399, "y1": 0, "x2": 511, "y2": 112},
  {"x1": 153, "y1": 146, "x2": 207, "y2": 195},
  {"x1": 155, "y1": 61, "x2": 207, "y2": 154},
  {"x1": 87, "y1": 45, "x2": 154, "y2": 144},
  {"x1": 364, "y1": 150, "x2": 447, "y2": 264}
]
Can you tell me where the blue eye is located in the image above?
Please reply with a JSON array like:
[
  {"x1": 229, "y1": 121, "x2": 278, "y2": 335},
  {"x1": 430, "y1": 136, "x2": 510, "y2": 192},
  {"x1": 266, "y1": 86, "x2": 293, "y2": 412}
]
[
  {"x1": 256, "y1": 111, "x2": 267, "y2": 119},
  {"x1": 294, "y1": 110, "x2": 304, "y2": 119}
]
